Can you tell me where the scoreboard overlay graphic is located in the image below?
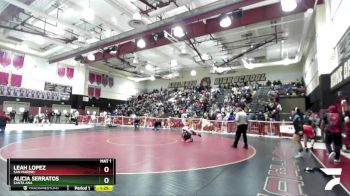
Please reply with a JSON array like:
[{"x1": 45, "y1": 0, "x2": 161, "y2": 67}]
[{"x1": 7, "y1": 158, "x2": 116, "y2": 191}]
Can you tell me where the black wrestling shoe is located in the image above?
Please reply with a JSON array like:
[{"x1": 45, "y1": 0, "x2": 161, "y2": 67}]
[
  {"x1": 244, "y1": 145, "x2": 248, "y2": 149},
  {"x1": 305, "y1": 148, "x2": 309, "y2": 152},
  {"x1": 198, "y1": 134, "x2": 202, "y2": 137},
  {"x1": 231, "y1": 145, "x2": 237, "y2": 148}
]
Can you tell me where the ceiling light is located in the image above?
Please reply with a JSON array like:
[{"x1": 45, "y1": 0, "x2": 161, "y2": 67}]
[
  {"x1": 78, "y1": 36, "x2": 85, "y2": 42},
  {"x1": 173, "y1": 72, "x2": 179, "y2": 77},
  {"x1": 306, "y1": 8, "x2": 313, "y2": 14},
  {"x1": 202, "y1": 53, "x2": 210, "y2": 61},
  {"x1": 190, "y1": 70, "x2": 196, "y2": 76},
  {"x1": 82, "y1": 8, "x2": 94, "y2": 21},
  {"x1": 282, "y1": 57, "x2": 292, "y2": 66},
  {"x1": 133, "y1": 12, "x2": 142, "y2": 21},
  {"x1": 133, "y1": 57, "x2": 139, "y2": 64},
  {"x1": 87, "y1": 53, "x2": 95, "y2": 61},
  {"x1": 171, "y1": 59, "x2": 177, "y2": 67},
  {"x1": 105, "y1": 29, "x2": 112, "y2": 37},
  {"x1": 137, "y1": 38, "x2": 146, "y2": 48},
  {"x1": 173, "y1": 26, "x2": 185, "y2": 38},
  {"x1": 150, "y1": 76, "x2": 155, "y2": 81},
  {"x1": 180, "y1": 48, "x2": 187, "y2": 55},
  {"x1": 145, "y1": 63, "x2": 153, "y2": 71},
  {"x1": 219, "y1": 15, "x2": 232, "y2": 28},
  {"x1": 305, "y1": 8, "x2": 313, "y2": 17},
  {"x1": 241, "y1": 58, "x2": 254, "y2": 69},
  {"x1": 86, "y1": 37, "x2": 99, "y2": 44},
  {"x1": 281, "y1": 0, "x2": 297, "y2": 12},
  {"x1": 70, "y1": 44, "x2": 79, "y2": 49}
]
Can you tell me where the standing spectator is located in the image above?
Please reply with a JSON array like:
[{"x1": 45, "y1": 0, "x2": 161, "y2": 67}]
[
  {"x1": 0, "y1": 112, "x2": 11, "y2": 133},
  {"x1": 74, "y1": 110, "x2": 80, "y2": 125},
  {"x1": 227, "y1": 112, "x2": 235, "y2": 133},
  {"x1": 153, "y1": 119, "x2": 162, "y2": 131},
  {"x1": 232, "y1": 108, "x2": 248, "y2": 149},
  {"x1": 341, "y1": 99, "x2": 350, "y2": 153},
  {"x1": 321, "y1": 105, "x2": 342, "y2": 163},
  {"x1": 49, "y1": 110, "x2": 55, "y2": 123},
  {"x1": 10, "y1": 109, "x2": 16, "y2": 123},
  {"x1": 55, "y1": 111, "x2": 61, "y2": 124},
  {"x1": 257, "y1": 111, "x2": 265, "y2": 121},
  {"x1": 257, "y1": 111, "x2": 266, "y2": 135},
  {"x1": 266, "y1": 80, "x2": 272, "y2": 86},
  {"x1": 292, "y1": 108, "x2": 304, "y2": 158},
  {"x1": 22, "y1": 109, "x2": 29, "y2": 123}
]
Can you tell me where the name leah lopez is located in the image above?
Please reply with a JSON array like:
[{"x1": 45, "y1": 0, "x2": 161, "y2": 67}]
[{"x1": 12, "y1": 165, "x2": 46, "y2": 174}]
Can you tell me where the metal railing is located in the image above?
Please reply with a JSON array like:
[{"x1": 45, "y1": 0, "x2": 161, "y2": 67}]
[{"x1": 77, "y1": 115, "x2": 296, "y2": 137}]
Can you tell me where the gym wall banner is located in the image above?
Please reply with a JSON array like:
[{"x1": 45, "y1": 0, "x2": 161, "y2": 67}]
[
  {"x1": 0, "y1": 85, "x2": 60, "y2": 101},
  {"x1": 331, "y1": 27, "x2": 350, "y2": 90},
  {"x1": 44, "y1": 82, "x2": 72, "y2": 93},
  {"x1": 331, "y1": 55, "x2": 350, "y2": 90},
  {"x1": 44, "y1": 82, "x2": 72, "y2": 100},
  {"x1": 169, "y1": 80, "x2": 197, "y2": 88},
  {"x1": 214, "y1": 73, "x2": 267, "y2": 85}
]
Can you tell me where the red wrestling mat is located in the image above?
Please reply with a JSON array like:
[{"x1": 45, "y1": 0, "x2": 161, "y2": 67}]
[
  {"x1": 0, "y1": 131, "x2": 255, "y2": 174},
  {"x1": 312, "y1": 149, "x2": 350, "y2": 193}
]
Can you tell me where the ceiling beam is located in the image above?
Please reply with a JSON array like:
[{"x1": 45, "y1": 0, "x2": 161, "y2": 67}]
[
  {"x1": 79, "y1": 0, "x2": 319, "y2": 64},
  {"x1": 49, "y1": 0, "x2": 259, "y2": 63},
  {"x1": 2, "y1": 0, "x2": 94, "y2": 37},
  {"x1": 49, "y1": 0, "x2": 320, "y2": 64},
  {"x1": 139, "y1": 0, "x2": 157, "y2": 10}
]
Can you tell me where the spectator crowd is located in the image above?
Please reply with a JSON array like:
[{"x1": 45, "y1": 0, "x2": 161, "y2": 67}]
[{"x1": 114, "y1": 79, "x2": 306, "y2": 123}]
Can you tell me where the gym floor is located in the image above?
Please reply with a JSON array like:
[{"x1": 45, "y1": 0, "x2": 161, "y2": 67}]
[{"x1": 0, "y1": 126, "x2": 348, "y2": 196}]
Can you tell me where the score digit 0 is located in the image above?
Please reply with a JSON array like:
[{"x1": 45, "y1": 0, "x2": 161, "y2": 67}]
[
  {"x1": 104, "y1": 166, "x2": 109, "y2": 173},
  {"x1": 104, "y1": 177, "x2": 109, "y2": 184}
]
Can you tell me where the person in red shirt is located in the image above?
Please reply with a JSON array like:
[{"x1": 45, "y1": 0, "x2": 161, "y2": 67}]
[
  {"x1": 321, "y1": 105, "x2": 342, "y2": 163},
  {"x1": 0, "y1": 111, "x2": 11, "y2": 133}
]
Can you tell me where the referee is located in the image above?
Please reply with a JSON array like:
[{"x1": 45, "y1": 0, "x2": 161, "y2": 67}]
[{"x1": 232, "y1": 108, "x2": 248, "y2": 149}]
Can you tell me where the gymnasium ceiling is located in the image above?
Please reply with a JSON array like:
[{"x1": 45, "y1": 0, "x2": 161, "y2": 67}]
[{"x1": 0, "y1": 0, "x2": 316, "y2": 79}]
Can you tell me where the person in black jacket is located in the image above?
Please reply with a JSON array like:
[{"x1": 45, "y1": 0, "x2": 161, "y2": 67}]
[
  {"x1": 10, "y1": 110, "x2": 16, "y2": 123},
  {"x1": 22, "y1": 110, "x2": 29, "y2": 123},
  {"x1": 153, "y1": 119, "x2": 162, "y2": 131}
]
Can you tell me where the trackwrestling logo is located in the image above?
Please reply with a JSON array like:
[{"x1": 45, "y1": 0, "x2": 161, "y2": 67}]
[{"x1": 320, "y1": 168, "x2": 342, "y2": 190}]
